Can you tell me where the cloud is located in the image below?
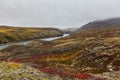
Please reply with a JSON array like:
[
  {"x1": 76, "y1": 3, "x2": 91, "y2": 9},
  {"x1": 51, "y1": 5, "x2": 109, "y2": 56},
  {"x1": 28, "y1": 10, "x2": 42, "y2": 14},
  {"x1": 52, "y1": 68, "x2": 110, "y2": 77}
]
[{"x1": 0, "y1": 0, "x2": 120, "y2": 28}]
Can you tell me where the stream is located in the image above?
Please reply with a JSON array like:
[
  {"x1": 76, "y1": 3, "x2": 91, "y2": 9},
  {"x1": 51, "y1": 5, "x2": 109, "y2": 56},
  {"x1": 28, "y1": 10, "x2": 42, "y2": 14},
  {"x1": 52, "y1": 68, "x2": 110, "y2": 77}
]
[{"x1": 0, "y1": 34, "x2": 69, "y2": 49}]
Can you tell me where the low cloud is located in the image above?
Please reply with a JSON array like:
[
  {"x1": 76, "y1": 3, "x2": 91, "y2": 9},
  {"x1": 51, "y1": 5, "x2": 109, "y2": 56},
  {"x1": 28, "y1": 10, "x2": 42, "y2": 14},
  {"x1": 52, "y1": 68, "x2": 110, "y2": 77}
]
[{"x1": 0, "y1": 0, "x2": 120, "y2": 28}]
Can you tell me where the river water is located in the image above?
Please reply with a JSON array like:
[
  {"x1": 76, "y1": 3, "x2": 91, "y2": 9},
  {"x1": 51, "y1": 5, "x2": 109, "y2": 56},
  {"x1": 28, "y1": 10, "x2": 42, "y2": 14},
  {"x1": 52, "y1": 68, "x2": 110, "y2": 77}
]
[{"x1": 0, "y1": 34, "x2": 69, "y2": 49}]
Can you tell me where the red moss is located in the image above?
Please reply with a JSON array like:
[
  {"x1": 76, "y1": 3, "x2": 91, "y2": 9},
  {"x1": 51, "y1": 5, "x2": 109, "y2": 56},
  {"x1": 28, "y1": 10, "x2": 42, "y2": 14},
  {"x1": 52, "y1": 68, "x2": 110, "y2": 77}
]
[
  {"x1": 72, "y1": 73, "x2": 91, "y2": 79},
  {"x1": 39, "y1": 67, "x2": 92, "y2": 79}
]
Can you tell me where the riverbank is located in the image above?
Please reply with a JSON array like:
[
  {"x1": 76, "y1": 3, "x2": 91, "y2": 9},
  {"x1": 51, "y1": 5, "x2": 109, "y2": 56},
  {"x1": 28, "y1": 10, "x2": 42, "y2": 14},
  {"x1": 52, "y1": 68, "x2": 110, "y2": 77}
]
[
  {"x1": 0, "y1": 34, "x2": 69, "y2": 49},
  {"x1": 0, "y1": 26, "x2": 63, "y2": 44}
]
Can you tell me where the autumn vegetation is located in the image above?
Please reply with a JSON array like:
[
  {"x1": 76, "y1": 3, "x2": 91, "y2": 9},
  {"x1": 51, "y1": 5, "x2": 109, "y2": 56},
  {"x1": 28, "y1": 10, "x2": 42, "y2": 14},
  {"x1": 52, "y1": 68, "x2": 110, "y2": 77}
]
[
  {"x1": 0, "y1": 26, "x2": 62, "y2": 44},
  {"x1": 0, "y1": 18, "x2": 120, "y2": 79},
  {"x1": 0, "y1": 27, "x2": 119, "y2": 79}
]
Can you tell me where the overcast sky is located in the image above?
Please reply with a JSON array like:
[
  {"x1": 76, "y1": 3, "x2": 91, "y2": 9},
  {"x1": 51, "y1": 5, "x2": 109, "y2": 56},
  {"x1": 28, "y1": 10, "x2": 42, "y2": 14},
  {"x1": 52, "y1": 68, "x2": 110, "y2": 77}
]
[{"x1": 0, "y1": 0, "x2": 120, "y2": 28}]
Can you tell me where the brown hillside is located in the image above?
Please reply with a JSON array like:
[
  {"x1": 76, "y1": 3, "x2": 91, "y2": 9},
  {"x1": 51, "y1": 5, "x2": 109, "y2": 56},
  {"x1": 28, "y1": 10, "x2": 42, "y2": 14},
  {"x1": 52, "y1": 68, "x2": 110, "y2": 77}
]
[{"x1": 0, "y1": 26, "x2": 62, "y2": 44}]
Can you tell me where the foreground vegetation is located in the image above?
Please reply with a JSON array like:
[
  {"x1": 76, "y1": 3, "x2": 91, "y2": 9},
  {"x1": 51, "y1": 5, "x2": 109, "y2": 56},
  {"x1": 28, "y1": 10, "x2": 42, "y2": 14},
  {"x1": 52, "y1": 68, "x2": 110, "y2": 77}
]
[
  {"x1": 0, "y1": 61, "x2": 65, "y2": 80},
  {"x1": 0, "y1": 26, "x2": 62, "y2": 44},
  {"x1": 0, "y1": 61, "x2": 106, "y2": 80}
]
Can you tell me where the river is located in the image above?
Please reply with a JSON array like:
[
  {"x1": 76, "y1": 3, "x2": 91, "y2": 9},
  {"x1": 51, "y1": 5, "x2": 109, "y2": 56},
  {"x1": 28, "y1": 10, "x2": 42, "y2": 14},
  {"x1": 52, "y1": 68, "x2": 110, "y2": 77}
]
[{"x1": 0, "y1": 34, "x2": 69, "y2": 49}]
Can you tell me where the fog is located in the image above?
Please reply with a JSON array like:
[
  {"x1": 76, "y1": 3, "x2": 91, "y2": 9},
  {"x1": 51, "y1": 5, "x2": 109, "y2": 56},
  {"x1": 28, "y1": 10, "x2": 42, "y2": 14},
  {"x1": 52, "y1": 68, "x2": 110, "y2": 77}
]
[{"x1": 0, "y1": 0, "x2": 120, "y2": 28}]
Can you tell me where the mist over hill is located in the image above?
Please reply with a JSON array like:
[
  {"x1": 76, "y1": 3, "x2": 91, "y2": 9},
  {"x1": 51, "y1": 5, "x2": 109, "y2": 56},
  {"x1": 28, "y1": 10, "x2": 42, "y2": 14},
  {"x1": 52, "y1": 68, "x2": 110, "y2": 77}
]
[
  {"x1": 60, "y1": 28, "x2": 78, "y2": 34},
  {"x1": 74, "y1": 18, "x2": 120, "y2": 34}
]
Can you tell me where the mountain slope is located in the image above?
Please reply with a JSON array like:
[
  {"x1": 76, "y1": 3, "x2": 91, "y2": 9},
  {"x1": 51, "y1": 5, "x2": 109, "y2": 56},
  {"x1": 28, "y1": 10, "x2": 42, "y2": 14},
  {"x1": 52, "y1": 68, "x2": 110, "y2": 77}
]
[{"x1": 74, "y1": 18, "x2": 120, "y2": 34}]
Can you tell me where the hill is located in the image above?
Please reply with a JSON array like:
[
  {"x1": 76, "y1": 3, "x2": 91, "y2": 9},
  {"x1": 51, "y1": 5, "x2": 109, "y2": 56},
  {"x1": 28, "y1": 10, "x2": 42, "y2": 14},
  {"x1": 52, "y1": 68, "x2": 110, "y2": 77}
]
[
  {"x1": 74, "y1": 18, "x2": 120, "y2": 34},
  {"x1": 0, "y1": 26, "x2": 62, "y2": 44}
]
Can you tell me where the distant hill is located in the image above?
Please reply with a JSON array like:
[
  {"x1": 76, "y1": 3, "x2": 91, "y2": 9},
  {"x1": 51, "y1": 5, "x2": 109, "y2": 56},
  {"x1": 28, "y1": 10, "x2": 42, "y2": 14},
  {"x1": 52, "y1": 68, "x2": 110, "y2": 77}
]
[
  {"x1": 0, "y1": 26, "x2": 63, "y2": 44},
  {"x1": 74, "y1": 18, "x2": 120, "y2": 34},
  {"x1": 60, "y1": 28, "x2": 78, "y2": 34}
]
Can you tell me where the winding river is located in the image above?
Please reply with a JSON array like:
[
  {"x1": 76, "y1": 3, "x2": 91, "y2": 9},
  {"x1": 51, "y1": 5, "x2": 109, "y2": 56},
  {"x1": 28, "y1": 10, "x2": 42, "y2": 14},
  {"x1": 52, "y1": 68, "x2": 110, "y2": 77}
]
[{"x1": 0, "y1": 34, "x2": 69, "y2": 49}]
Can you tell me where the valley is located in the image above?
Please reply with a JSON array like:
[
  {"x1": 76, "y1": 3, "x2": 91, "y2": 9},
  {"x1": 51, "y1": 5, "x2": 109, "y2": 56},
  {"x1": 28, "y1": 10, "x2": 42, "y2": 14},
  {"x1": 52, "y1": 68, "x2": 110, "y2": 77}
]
[
  {"x1": 0, "y1": 18, "x2": 120, "y2": 80},
  {"x1": 0, "y1": 34, "x2": 69, "y2": 49}
]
